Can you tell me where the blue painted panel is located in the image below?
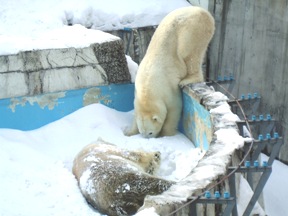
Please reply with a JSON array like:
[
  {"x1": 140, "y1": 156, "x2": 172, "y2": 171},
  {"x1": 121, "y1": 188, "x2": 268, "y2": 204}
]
[
  {"x1": 0, "y1": 84, "x2": 135, "y2": 131},
  {"x1": 182, "y1": 91, "x2": 212, "y2": 150}
]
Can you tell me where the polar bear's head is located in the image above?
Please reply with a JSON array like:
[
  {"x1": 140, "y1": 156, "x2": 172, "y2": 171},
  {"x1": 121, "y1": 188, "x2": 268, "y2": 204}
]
[{"x1": 135, "y1": 102, "x2": 167, "y2": 138}]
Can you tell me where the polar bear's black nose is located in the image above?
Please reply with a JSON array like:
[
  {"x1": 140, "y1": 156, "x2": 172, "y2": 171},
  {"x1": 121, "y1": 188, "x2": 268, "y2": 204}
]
[{"x1": 149, "y1": 132, "x2": 153, "y2": 136}]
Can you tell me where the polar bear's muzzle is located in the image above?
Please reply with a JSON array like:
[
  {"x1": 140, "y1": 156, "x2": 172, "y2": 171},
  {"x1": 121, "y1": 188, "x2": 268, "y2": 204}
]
[{"x1": 141, "y1": 131, "x2": 157, "y2": 138}]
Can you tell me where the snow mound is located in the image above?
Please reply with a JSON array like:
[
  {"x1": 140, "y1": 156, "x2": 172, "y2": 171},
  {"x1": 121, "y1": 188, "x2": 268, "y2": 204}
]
[{"x1": 0, "y1": 103, "x2": 202, "y2": 216}]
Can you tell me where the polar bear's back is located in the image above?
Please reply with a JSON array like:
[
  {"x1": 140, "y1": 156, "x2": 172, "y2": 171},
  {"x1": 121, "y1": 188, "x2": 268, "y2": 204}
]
[
  {"x1": 147, "y1": 6, "x2": 215, "y2": 60},
  {"x1": 135, "y1": 6, "x2": 215, "y2": 99}
]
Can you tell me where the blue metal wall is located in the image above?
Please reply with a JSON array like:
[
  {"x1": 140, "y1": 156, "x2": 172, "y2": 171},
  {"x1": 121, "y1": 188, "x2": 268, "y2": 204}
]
[
  {"x1": 182, "y1": 90, "x2": 212, "y2": 151},
  {"x1": 0, "y1": 84, "x2": 135, "y2": 131}
]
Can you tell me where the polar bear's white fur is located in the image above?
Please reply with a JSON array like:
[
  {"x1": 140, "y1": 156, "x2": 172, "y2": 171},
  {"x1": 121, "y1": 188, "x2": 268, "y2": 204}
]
[
  {"x1": 72, "y1": 139, "x2": 174, "y2": 216},
  {"x1": 125, "y1": 6, "x2": 215, "y2": 138}
]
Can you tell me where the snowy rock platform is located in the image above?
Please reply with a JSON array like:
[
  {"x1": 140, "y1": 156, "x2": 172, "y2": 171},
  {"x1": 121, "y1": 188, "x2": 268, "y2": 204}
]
[{"x1": 0, "y1": 25, "x2": 131, "y2": 99}]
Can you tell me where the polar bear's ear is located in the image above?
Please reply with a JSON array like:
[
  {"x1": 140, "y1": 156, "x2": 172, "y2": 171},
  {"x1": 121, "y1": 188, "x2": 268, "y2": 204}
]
[
  {"x1": 152, "y1": 115, "x2": 162, "y2": 123},
  {"x1": 152, "y1": 115, "x2": 158, "y2": 121}
]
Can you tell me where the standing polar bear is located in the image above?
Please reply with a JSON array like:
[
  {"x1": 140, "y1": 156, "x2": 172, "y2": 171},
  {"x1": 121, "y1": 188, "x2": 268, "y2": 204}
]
[{"x1": 125, "y1": 6, "x2": 215, "y2": 138}]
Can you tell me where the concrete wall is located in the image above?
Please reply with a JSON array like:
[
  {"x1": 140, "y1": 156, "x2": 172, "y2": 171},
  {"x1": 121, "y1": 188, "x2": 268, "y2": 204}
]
[{"x1": 208, "y1": 0, "x2": 288, "y2": 162}]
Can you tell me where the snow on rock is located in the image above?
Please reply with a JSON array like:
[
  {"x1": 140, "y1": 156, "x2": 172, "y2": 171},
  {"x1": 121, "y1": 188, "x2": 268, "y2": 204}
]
[
  {"x1": 64, "y1": 0, "x2": 191, "y2": 31},
  {"x1": 0, "y1": 0, "x2": 191, "y2": 55},
  {"x1": 0, "y1": 25, "x2": 120, "y2": 56},
  {"x1": 0, "y1": 25, "x2": 131, "y2": 99}
]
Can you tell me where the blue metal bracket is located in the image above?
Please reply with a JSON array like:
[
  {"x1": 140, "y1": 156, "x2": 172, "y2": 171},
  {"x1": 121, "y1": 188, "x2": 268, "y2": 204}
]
[
  {"x1": 189, "y1": 194, "x2": 236, "y2": 216},
  {"x1": 228, "y1": 97, "x2": 261, "y2": 119},
  {"x1": 206, "y1": 74, "x2": 235, "y2": 97},
  {"x1": 243, "y1": 137, "x2": 283, "y2": 166},
  {"x1": 237, "y1": 118, "x2": 277, "y2": 139}
]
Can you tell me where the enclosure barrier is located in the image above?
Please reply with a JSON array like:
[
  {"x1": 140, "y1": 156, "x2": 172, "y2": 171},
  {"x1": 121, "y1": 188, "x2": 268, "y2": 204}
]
[{"x1": 170, "y1": 78, "x2": 283, "y2": 216}]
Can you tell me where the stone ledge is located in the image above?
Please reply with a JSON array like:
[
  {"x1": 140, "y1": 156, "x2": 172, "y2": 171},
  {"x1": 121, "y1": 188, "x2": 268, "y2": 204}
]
[{"x1": 0, "y1": 37, "x2": 130, "y2": 99}]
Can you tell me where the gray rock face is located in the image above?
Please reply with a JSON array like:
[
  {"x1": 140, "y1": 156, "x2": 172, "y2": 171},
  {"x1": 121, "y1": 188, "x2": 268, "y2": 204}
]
[{"x1": 0, "y1": 38, "x2": 130, "y2": 99}]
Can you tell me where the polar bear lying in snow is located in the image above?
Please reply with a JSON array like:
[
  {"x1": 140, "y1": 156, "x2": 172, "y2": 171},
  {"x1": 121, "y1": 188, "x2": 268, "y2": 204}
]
[{"x1": 72, "y1": 139, "x2": 174, "y2": 216}]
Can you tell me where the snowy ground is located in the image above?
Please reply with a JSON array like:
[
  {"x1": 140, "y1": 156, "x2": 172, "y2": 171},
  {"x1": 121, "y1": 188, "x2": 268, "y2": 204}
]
[
  {"x1": 0, "y1": 0, "x2": 287, "y2": 215},
  {"x1": 0, "y1": 104, "x2": 204, "y2": 216},
  {"x1": 262, "y1": 154, "x2": 288, "y2": 216},
  {"x1": 0, "y1": 104, "x2": 287, "y2": 216}
]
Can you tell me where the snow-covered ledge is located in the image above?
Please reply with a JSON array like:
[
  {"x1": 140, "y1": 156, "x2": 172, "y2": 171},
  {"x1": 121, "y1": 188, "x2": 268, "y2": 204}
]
[
  {"x1": 0, "y1": 25, "x2": 131, "y2": 99},
  {"x1": 137, "y1": 83, "x2": 244, "y2": 215}
]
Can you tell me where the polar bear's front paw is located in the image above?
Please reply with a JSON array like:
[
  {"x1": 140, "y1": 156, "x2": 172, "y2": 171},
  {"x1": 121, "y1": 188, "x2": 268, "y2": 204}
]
[
  {"x1": 123, "y1": 127, "x2": 139, "y2": 136},
  {"x1": 146, "y1": 151, "x2": 161, "y2": 174},
  {"x1": 179, "y1": 74, "x2": 204, "y2": 88},
  {"x1": 179, "y1": 79, "x2": 191, "y2": 88}
]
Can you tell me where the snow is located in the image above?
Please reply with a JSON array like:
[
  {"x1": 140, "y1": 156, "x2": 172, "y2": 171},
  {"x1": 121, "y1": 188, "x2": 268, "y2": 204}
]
[
  {"x1": 0, "y1": 0, "x2": 191, "y2": 55},
  {"x1": 262, "y1": 154, "x2": 288, "y2": 215},
  {"x1": 237, "y1": 175, "x2": 266, "y2": 215},
  {"x1": 126, "y1": 55, "x2": 138, "y2": 82},
  {"x1": 2, "y1": 105, "x2": 287, "y2": 216},
  {"x1": 0, "y1": 0, "x2": 287, "y2": 215},
  {"x1": 0, "y1": 104, "x2": 203, "y2": 216},
  {"x1": 0, "y1": 25, "x2": 120, "y2": 56}
]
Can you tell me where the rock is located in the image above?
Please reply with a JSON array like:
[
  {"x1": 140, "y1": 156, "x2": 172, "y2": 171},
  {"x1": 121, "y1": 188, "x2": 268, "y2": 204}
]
[{"x1": 0, "y1": 35, "x2": 130, "y2": 99}]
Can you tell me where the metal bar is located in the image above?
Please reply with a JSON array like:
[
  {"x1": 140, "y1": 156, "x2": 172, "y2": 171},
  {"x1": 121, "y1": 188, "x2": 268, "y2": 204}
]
[
  {"x1": 247, "y1": 137, "x2": 282, "y2": 146},
  {"x1": 206, "y1": 79, "x2": 234, "y2": 86},
  {"x1": 188, "y1": 196, "x2": 236, "y2": 216},
  {"x1": 247, "y1": 169, "x2": 254, "y2": 189},
  {"x1": 206, "y1": 79, "x2": 235, "y2": 99},
  {"x1": 237, "y1": 120, "x2": 276, "y2": 139},
  {"x1": 228, "y1": 173, "x2": 238, "y2": 216},
  {"x1": 267, "y1": 139, "x2": 283, "y2": 165},
  {"x1": 228, "y1": 98, "x2": 260, "y2": 106},
  {"x1": 236, "y1": 119, "x2": 276, "y2": 125},
  {"x1": 243, "y1": 138, "x2": 283, "y2": 163},
  {"x1": 243, "y1": 168, "x2": 272, "y2": 216},
  {"x1": 189, "y1": 201, "x2": 197, "y2": 216},
  {"x1": 251, "y1": 141, "x2": 267, "y2": 162},
  {"x1": 190, "y1": 197, "x2": 235, "y2": 204},
  {"x1": 228, "y1": 166, "x2": 272, "y2": 173},
  {"x1": 228, "y1": 98, "x2": 261, "y2": 118},
  {"x1": 223, "y1": 199, "x2": 236, "y2": 216}
]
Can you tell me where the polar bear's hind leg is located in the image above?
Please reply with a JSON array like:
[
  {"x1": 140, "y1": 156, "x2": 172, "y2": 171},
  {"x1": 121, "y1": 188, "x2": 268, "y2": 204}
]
[{"x1": 179, "y1": 54, "x2": 205, "y2": 88}]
